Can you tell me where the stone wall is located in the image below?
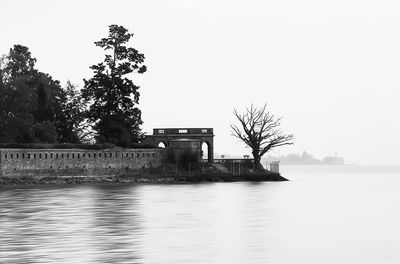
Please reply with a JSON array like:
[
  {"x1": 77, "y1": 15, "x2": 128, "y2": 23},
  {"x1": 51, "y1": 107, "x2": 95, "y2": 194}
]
[{"x1": 0, "y1": 148, "x2": 164, "y2": 177}]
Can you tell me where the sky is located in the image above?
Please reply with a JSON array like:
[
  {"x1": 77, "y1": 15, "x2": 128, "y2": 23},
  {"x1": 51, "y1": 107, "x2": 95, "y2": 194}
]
[{"x1": 1, "y1": 0, "x2": 400, "y2": 165}]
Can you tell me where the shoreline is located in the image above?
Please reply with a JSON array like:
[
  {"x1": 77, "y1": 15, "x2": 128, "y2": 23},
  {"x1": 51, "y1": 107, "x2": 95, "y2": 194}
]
[{"x1": 0, "y1": 172, "x2": 288, "y2": 186}]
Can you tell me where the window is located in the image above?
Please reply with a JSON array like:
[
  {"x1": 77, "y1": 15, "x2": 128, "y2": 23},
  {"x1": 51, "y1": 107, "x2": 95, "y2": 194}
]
[
  {"x1": 10, "y1": 154, "x2": 13, "y2": 159},
  {"x1": 27, "y1": 154, "x2": 30, "y2": 159},
  {"x1": 147, "y1": 153, "x2": 150, "y2": 158},
  {"x1": 131, "y1": 153, "x2": 134, "y2": 157},
  {"x1": 67, "y1": 153, "x2": 69, "y2": 158},
  {"x1": 45, "y1": 153, "x2": 48, "y2": 159},
  {"x1": 56, "y1": 153, "x2": 59, "y2": 159},
  {"x1": 202, "y1": 129, "x2": 208, "y2": 133},
  {"x1": 61, "y1": 153, "x2": 64, "y2": 158},
  {"x1": 50, "y1": 153, "x2": 53, "y2": 158},
  {"x1": 178, "y1": 129, "x2": 187, "y2": 133},
  {"x1": 109, "y1": 153, "x2": 112, "y2": 158},
  {"x1": 158, "y1": 129, "x2": 164, "y2": 134},
  {"x1": 22, "y1": 153, "x2": 25, "y2": 159},
  {"x1": 77, "y1": 153, "x2": 80, "y2": 159},
  {"x1": 72, "y1": 153, "x2": 75, "y2": 159},
  {"x1": 16, "y1": 153, "x2": 19, "y2": 159},
  {"x1": 39, "y1": 153, "x2": 42, "y2": 158},
  {"x1": 99, "y1": 153, "x2": 102, "y2": 158},
  {"x1": 136, "y1": 153, "x2": 139, "y2": 158},
  {"x1": 83, "y1": 153, "x2": 85, "y2": 158},
  {"x1": 34, "y1": 154, "x2": 37, "y2": 159},
  {"x1": 88, "y1": 153, "x2": 91, "y2": 158},
  {"x1": 115, "y1": 152, "x2": 118, "y2": 158},
  {"x1": 152, "y1": 153, "x2": 155, "y2": 158},
  {"x1": 142, "y1": 153, "x2": 145, "y2": 158},
  {"x1": 94, "y1": 153, "x2": 97, "y2": 158},
  {"x1": 126, "y1": 153, "x2": 129, "y2": 158},
  {"x1": 4, "y1": 154, "x2": 7, "y2": 159}
]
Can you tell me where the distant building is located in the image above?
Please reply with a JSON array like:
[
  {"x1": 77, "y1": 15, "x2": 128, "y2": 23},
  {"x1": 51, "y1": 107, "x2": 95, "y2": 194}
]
[{"x1": 322, "y1": 154, "x2": 344, "y2": 165}]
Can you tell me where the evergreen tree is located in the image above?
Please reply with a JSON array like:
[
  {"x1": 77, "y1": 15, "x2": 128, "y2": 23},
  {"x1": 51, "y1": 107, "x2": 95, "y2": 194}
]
[
  {"x1": 82, "y1": 25, "x2": 146, "y2": 146},
  {"x1": 0, "y1": 45, "x2": 62, "y2": 143}
]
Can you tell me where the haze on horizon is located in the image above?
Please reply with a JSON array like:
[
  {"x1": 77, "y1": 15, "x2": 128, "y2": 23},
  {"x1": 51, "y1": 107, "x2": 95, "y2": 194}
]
[{"x1": 1, "y1": 0, "x2": 399, "y2": 165}]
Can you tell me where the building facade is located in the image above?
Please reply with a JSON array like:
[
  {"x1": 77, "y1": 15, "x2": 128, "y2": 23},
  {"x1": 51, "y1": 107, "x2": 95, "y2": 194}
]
[{"x1": 143, "y1": 128, "x2": 214, "y2": 163}]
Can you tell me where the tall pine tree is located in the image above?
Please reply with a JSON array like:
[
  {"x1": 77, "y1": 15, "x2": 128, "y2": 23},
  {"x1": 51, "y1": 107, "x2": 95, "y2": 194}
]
[{"x1": 82, "y1": 25, "x2": 146, "y2": 146}]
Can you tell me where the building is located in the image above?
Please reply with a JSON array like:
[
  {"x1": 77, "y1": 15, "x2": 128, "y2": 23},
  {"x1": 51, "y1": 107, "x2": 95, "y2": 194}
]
[{"x1": 142, "y1": 128, "x2": 214, "y2": 163}]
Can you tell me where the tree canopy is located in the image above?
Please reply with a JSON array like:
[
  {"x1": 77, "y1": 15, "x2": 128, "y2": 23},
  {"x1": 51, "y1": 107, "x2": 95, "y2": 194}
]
[
  {"x1": 0, "y1": 45, "x2": 64, "y2": 143},
  {"x1": 0, "y1": 25, "x2": 145, "y2": 146},
  {"x1": 81, "y1": 24, "x2": 147, "y2": 146}
]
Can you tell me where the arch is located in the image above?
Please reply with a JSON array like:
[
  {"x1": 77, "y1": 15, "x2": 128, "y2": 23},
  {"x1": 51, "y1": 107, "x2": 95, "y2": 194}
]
[
  {"x1": 201, "y1": 141, "x2": 213, "y2": 163},
  {"x1": 157, "y1": 142, "x2": 167, "y2": 148},
  {"x1": 201, "y1": 142, "x2": 209, "y2": 161}
]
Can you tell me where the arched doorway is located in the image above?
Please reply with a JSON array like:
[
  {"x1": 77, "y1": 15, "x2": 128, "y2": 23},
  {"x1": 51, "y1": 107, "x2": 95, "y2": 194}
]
[{"x1": 202, "y1": 142, "x2": 211, "y2": 162}]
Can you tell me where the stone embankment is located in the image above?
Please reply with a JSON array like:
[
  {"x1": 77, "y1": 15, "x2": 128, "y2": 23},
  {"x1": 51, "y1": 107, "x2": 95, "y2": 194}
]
[{"x1": 0, "y1": 172, "x2": 287, "y2": 186}]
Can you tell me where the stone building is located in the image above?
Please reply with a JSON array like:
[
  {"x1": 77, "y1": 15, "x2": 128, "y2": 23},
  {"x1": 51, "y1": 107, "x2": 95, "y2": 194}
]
[{"x1": 142, "y1": 128, "x2": 214, "y2": 163}]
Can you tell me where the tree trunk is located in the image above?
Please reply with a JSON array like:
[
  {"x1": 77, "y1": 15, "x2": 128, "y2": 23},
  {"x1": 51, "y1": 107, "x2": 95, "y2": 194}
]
[{"x1": 252, "y1": 151, "x2": 265, "y2": 172}]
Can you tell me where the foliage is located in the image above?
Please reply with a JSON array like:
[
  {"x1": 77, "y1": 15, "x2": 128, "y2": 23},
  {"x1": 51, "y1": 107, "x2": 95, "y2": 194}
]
[
  {"x1": 0, "y1": 25, "x2": 147, "y2": 146},
  {"x1": 0, "y1": 45, "x2": 87, "y2": 143},
  {"x1": 32, "y1": 121, "x2": 58, "y2": 143},
  {"x1": 82, "y1": 24, "x2": 146, "y2": 146},
  {"x1": 231, "y1": 104, "x2": 294, "y2": 170},
  {"x1": 55, "y1": 81, "x2": 89, "y2": 143}
]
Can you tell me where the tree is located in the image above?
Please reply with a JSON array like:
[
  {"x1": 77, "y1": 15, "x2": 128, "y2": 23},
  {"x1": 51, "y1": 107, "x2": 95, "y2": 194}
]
[
  {"x1": 0, "y1": 44, "x2": 64, "y2": 143},
  {"x1": 230, "y1": 104, "x2": 294, "y2": 171},
  {"x1": 54, "y1": 81, "x2": 89, "y2": 143},
  {"x1": 82, "y1": 24, "x2": 147, "y2": 146},
  {"x1": 0, "y1": 45, "x2": 38, "y2": 142}
]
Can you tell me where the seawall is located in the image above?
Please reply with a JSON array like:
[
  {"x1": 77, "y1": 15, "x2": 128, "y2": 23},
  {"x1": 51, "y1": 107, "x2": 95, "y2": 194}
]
[
  {"x1": 0, "y1": 148, "x2": 163, "y2": 177},
  {"x1": 0, "y1": 172, "x2": 287, "y2": 186}
]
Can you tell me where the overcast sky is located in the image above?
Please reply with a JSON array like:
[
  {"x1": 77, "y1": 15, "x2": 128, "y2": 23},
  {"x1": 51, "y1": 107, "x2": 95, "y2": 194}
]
[{"x1": 1, "y1": 0, "x2": 399, "y2": 165}]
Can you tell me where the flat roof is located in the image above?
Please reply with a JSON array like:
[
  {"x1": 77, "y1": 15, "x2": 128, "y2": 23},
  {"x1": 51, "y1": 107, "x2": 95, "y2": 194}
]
[{"x1": 153, "y1": 128, "x2": 213, "y2": 135}]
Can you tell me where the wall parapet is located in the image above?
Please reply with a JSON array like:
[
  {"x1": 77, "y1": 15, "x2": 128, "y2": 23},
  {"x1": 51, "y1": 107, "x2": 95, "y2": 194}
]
[{"x1": 0, "y1": 148, "x2": 164, "y2": 177}]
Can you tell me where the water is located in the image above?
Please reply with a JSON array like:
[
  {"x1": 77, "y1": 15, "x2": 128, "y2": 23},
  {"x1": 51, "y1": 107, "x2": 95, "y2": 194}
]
[{"x1": 1, "y1": 166, "x2": 400, "y2": 263}]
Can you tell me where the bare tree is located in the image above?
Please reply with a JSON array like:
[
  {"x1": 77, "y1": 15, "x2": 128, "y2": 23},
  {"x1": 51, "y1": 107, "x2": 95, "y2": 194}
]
[{"x1": 230, "y1": 104, "x2": 294, "y2": 171}]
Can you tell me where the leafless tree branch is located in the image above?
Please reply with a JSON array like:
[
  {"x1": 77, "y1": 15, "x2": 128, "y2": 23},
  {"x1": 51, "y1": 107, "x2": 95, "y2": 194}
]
[{"x1": 231, "y1": 103, "x2": 294, "y2": 170}]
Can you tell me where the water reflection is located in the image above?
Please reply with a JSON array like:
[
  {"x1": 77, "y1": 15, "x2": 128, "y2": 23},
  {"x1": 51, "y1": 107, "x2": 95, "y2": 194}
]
[
  {"x1": 91, "y1": 185, "x2": 142, "y2": 264},
  {"x1": 2, "y1": 168, "x2": 400, "y2": 264},
  {"x1": 0, "y1": 185, "x2": 143, "y2": 264}
]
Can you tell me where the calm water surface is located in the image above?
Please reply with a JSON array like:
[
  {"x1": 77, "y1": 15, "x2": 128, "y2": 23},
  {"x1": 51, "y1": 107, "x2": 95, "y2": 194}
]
[{"x1": 1, "y1": 166, "x2": 400, "y2": 263}]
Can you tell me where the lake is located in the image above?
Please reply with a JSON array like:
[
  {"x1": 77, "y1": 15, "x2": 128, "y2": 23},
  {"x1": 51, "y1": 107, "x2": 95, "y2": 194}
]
[{"x1": 1, "y1": 166, "x2": 400, "y2": 263}]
